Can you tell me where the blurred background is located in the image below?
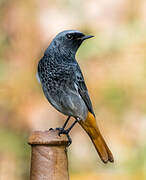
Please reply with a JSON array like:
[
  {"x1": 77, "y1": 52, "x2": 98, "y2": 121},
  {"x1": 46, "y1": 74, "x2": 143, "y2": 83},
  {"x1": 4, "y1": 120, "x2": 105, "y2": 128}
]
[{"x1": 0, "y1": 0, "x2": 146, "y2": 179}]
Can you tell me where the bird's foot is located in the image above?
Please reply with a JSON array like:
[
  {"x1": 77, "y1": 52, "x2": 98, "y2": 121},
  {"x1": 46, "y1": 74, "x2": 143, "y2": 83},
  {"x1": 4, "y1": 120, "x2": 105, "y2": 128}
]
[
  {"x1": 55, "y1": 127, "x2": 72, "y2": 146},
  {"x1": 56, "y1": 127, "x2": 64, "y2": 133}
]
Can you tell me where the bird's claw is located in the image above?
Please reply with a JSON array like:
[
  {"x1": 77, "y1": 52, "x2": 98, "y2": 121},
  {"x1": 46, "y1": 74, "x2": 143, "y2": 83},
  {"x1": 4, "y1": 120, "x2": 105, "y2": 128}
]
[
  {"x1": 55, "y1": 127, "x2": 72, "y2": 146},
  {"x1": 56, "y1": 127, "x2": 65, "y2": 136},
  {"x1": 66, "y1": 133, "x2": 72, "y2": 146}
]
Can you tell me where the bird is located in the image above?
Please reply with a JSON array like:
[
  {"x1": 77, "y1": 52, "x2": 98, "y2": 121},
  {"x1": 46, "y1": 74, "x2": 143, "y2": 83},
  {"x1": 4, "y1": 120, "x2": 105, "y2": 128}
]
[{"x1": 37, "y1": 30, "x2": 114, "y2": 163}]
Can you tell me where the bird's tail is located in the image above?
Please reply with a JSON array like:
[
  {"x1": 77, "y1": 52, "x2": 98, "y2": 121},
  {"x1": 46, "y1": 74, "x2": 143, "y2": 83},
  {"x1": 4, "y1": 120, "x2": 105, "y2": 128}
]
[{"x1": 78, "y1": 112, "x2": 114, "y2": 163}]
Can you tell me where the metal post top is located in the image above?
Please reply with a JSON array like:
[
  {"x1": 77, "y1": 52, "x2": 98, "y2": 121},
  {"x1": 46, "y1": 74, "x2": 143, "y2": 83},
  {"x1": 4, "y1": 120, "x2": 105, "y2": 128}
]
[{"x1": 28, "y1": 129, "x2": 68, "y2": 146}]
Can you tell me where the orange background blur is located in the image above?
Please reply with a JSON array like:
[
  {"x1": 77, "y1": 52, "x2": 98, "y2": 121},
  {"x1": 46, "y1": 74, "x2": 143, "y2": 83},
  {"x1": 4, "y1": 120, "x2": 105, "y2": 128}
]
[{"x1": 0, "y1": 0, "x2": 146, "y2": 179}]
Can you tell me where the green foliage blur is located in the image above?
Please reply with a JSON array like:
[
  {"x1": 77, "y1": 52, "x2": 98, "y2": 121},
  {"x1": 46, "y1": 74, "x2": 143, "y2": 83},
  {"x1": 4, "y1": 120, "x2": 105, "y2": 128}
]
[{"x1": 0, "y1": 0, "x2": 146, "y2": 179}]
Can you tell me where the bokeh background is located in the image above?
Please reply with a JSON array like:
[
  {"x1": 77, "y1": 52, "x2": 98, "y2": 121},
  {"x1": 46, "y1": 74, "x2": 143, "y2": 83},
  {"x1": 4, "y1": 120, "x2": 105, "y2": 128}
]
[{"x1": 0, "y1": 0, "x2": 146, "y2": 179}]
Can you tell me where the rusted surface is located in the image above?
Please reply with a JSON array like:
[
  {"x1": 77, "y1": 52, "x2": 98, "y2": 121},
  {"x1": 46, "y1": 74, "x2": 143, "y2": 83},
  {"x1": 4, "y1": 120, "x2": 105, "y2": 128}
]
[{"x1": 28, "y1": 129, "x2": 69, "y2": 180}]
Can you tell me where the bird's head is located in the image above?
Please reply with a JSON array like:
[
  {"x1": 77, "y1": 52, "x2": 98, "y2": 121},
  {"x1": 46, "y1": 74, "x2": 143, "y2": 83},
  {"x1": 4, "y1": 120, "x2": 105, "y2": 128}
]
[{"x1": 46, "y1": 30, "x2": 94, "y2": 58}]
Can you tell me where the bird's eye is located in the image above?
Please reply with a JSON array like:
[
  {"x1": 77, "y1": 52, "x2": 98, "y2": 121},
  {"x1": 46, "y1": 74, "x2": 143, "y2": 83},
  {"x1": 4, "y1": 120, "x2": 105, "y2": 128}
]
[{"x1": 66, "y1": 34, "x2": 73, "y2": 40}]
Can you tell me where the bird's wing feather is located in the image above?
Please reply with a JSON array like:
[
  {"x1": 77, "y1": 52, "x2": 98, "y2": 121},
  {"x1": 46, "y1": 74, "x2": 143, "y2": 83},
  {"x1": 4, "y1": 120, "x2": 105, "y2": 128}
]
[{"x1": 74, "y1": 64, "x2": 95, "y2": 116}]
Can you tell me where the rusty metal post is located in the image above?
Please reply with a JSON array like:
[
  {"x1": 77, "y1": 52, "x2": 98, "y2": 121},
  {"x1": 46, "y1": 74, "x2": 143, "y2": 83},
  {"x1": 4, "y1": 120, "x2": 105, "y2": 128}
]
[{"x1": 28, "y1": 129, "x2": 69, "y2": 180}]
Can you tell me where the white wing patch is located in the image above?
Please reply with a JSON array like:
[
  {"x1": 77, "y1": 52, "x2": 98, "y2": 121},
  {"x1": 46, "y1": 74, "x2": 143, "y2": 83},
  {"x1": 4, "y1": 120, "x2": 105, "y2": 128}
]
[{"x1": 36, "y1": 72, "x2": 41, "y2": 84}]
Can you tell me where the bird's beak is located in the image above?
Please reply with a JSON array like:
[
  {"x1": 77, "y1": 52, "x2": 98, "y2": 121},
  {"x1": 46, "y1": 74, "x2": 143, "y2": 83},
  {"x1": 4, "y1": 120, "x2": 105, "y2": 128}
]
[{"x1": 81, "y1": 35, "x2": 94, "y2": 41}]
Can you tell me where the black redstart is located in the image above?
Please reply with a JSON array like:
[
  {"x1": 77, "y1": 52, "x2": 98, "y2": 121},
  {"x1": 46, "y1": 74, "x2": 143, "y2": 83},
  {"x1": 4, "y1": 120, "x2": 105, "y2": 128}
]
[{"x1": 37, "y1": 30, "x2": 114, "y2": 163}]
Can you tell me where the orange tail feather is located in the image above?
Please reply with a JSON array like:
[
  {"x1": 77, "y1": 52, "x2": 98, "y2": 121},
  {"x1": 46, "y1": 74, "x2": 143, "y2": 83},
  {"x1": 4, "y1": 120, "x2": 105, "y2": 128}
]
[{"x1": 79, "y1": 112, "x2": 114, "y2": 163}]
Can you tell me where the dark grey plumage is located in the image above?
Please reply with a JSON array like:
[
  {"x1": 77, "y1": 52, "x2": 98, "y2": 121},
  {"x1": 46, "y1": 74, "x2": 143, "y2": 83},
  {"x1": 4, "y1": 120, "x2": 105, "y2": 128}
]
[{"x1": 37, "y1": 30, "x2": 94, "y2": 120}]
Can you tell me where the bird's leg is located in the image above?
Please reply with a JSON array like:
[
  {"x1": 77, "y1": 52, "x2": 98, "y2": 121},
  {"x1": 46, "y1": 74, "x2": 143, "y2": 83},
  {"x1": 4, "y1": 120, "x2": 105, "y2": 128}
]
[
  {"x1": 58, "y1": 119, "x2": 78, "y2": 146},
  {"x1": 62, "y1": 116, "x2": 71, "y2": 129},
  {"x1": 65, "y1": 119, "x2": 78, "y2": 134},
  {"x1": 56, "y1": 116, "x2": 71, "y2": 132}
]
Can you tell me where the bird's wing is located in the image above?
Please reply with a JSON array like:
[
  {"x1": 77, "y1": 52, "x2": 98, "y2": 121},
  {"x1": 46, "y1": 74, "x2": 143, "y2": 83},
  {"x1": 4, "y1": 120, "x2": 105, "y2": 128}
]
[{"x1": 74, "y1": 64, "x2": 95, "y2": 116}]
